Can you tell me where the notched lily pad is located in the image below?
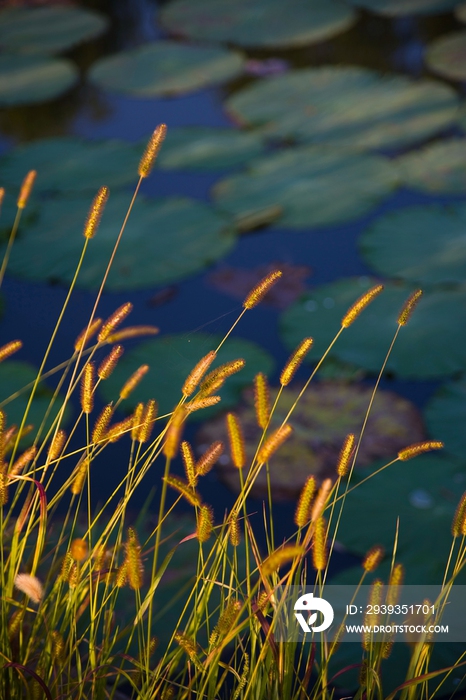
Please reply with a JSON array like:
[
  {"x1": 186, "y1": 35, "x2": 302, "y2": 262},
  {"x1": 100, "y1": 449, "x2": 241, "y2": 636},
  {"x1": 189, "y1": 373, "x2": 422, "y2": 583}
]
[
  {"x1": 426, "y1": 31, "x2": 466, "y2": 82},
  {"x1": 396, "y1": 139, "x2": 466, "y2": 194},
  {"x1": 225, "y1": 67, "x2": 459, "y2": 150},
  {"x1": 197, "y1": 382, "x2": 424, "y2": 500},
  {"x1": 359, "y1": 203, "x2": 466, "y2": 284},
  {"x1": 2, "y1": 194, "x2": 236, "y2": 291},
  {"x1": 0, "y1": 53, "x2": 78, "y2": 106},
  {"x1": 89, "y1": 41, "x2": 245, "y2": 97},
  {"x1": 160, "y1": 0, "x2": 356, "y2": 49},
  {"x1": 212, "y1": 146, "x2": 398, "y2": 229},
  {"x1": 347, "y1": 0, "x2": 460, "y2": 16},
  {"x1": 99, "y1": 333, "x2": 275, "y2": 418},
  {"x1": 424, "y1": 377, "x2": 466, "y2": 462}
]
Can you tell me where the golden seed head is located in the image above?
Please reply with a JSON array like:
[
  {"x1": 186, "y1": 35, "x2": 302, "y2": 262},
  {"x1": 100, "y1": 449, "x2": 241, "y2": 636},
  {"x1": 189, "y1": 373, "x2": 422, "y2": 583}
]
[
  {"x1": 217, "y1": 599, "x2": 241, "y2": 635},
  {"x1": 262, "y1": 544, "x2": 305, "y2": 576},
  {"x1": 14, "y1": 573, "x2": 43, "y2": 604},
  {"x1": 257, "y1": 423, "x2": 293, "y2": 464},
  {"x1": 48, "y1": 429, "x2": 66, "y2": 462},
  {"x1": 81, "y1": 362, "x2": 95, "y2": 414},
  {"x1": 92, "y1": 404, "x2": 114, "y2": 445},
  {"x1": 362, "y1": 545, "x2": 385, "y2": 572},
  {"x1": 51, "y1": 630, "x2": 65, "y2": 663},
  {"x1": 131, "y1": 402, "x2": 144, "y2": 440},
  {"x1": 74, "y1": 318, "x2": 103, "y2": 352},
  {"x1": 397, "y1": 440, "x2": 443, "y2": 461},
  {"x1": 186, "y1": 395, "x2": 221, "y2": 412},
  {"x1": 196, "y1": 440, "x2": 224, "y2": 476},
  {"x1": 17, "y1": 170, "x2": 36, "y2": 209},
  {"x1": 98, "y1": 344, "x2": 124, "y2": 380},
  {"x1": 83, "y1": 186, "x2": 109, "y2": 239},
  {"x1": 0, "y1": 472, "x2": 7, "y2": 506},
  {"x1": 226, "y1": 413, "x2": 246, "y2": 469},
  {"x1": 115, "y1": 561, "x2": 128, "y2": 588},
  {"x1": 311, "y1": 478, "x2": 333, "y2": 521},
  {"x1": 106, "y1": 415, "x2": 135, "y2": 442},
  {"x1": 70, "y1": 458, "x2": 89, "y2": 495},
  {"x1": 60, "y1": 552, "x2": 74, "y2": 582},
  {"x1": 163, "y1": 406, "x2": 186, "y2": 459},
  {"x1": 295, "y1": 475, "x2": 316, "y2": 528},
  {"x1": 200, "y1": 359, "x2": 246, "y2": 395},
  {"x1": 138, "y1": 399, "x2": 158, "y2": 444},
  {"x1": 398, "y1": 289, "x2": 423, "y2": 326},
  {"x1": 280, "y1": 337, "x2": 313, "y2": 386},
  {"x1": 197, "y1": 504, "x2": 214, "y2": 543},
  {"x1": 0, "y1": 340, "x2": 22, "y2": 363},
  {"x1": 10, "y1": 445, "x2": 37, "y2": 477},
  {"x1": 243, "y1": 270, "x2": 282, "y2": 310},
  {"x1": 388, "y1": 563, "x2": 404, "y2": 588},
  {"x1": 138, "y1": 124, "x2": 168, "y2": 178},
  {"x1": 105, "y1": 325, "x2": 159, "y2": 343},
  {"x1": 182, "y1": 350, "x2": 217, "y2": 397},
  {"x1": 120, "y1": 364, "x2": 149, "y2": 399},
  {"x1": 452, "y1": 492, "x2": 466, "y2": 537},
  {"x1": 254, "y1": 372, "x2": 270, "y2": 430},
  {"x1": 126, "y1": 527, "x2": 143, "y2": 590},
  {"x1": 163, "y1": 475, "x2": 201, "y2": 507},
  {"x1": 312, "y1": 516, "x2": 328, "y2": 571},
  {"x1": 70, "y1": 538, "x2": 88, "y2": 562},
  {"x1": 98, "y1": 302, "x2": 133, "y2": 342},
  {"x1": 229, "y1": 509, "x2": 240, "y2": 546},
  {"x1": 0, "y1": 187, "x2": 4, "y2": 209},
  {"x1": 341, "y1": 284, "x2": 384, "y2": 328},
  {"x1": 336, "y1": 433, "x2": 355, "y2": 477},
  {"x1": 174, "y1": 632, "x2": 198, "y2": 661},
  {"x1": 181, "y1": 441, "x2": 197, "y2": 487}
]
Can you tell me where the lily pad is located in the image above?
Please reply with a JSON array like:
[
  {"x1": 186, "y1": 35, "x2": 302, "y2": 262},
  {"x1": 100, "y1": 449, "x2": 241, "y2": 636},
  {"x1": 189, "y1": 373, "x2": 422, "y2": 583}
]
[
  {"x1": 225, "y1": 67, "x2": 459, "y2": 150},
  {"x1": 0, "y1": 6, "x2": 108, "y2": 54},
  {"x1": 346, "y1": 0, "x2": 460, "y2": 16},
  {"x1": 0, "y1": 53, "x2": 77, "y2": 106},
  {"x1": 359, "y1": 203, "x2": 466, "y2": 284},
  {"x1": 99, "y1": 333, "x2": 275, "y2": 418},
  {"x1": 0, "y1": 137, "x2": 142, "y2": 194},
  {"x1": 89, "y1": 41, "x2": 244, "y2": 97},
  {"x1": 1, "y1": 195, "x2": 236, "y2": 291},
  {"x1": 424, "y1": 377, "x2": 466, "y2": 461},
  {"x1": 156, "y1": 127, "x2": 266, "y2": 171},
  {"x1": 160, "y1": 0, "x2": 356, "y2": 49},
  {"x1": 396, "y1": 139, "x2": 466, "y2": 194},
  {"x1": 197, "y1": 382, "x2": 424, "y2": 500},
  {"x1": 212, "y1": 147, "x2": 398, "y2": 229},
  {"x1": 280, "y1": 277, "x2": 466, "y2": 378},
  {"x1": 425, "y1": 31, "x2": 466, "y2": 82}
]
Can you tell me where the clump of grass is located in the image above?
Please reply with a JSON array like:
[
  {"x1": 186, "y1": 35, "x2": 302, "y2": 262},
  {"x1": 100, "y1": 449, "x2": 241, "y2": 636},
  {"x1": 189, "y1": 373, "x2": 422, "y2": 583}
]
[{"x1": 0, "y1": 124, "x2": 463, "y2": 700}]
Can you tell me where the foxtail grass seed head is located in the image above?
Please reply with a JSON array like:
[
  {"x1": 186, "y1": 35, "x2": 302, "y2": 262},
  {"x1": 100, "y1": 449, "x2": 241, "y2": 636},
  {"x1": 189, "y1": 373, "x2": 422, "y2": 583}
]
[
  {"x1": 181, "y1": 441, "x2": 196, "y2": 487},
  {"x1": 262, "y1": 545, "x2": 305, "y2": 576},
  {"x1": 105, "y1": 325, "x2": 159, "y2": 343},
  {"x1": 341, "y1": 284, "x2": 384, "y2": 328},
  {"x1": 10, "y1": 445, "x2": 37, "y2": 477},
  {"x1": 14, "y1": 573, "x2": 43, "y2": 604},
  {"x1": 47, "y1": 430, "x2": 66, "y2": 463},
  {"x1": 0, "y1": 187, "x2": 4, "y2": 210},
  {"x1": 98, "y1": 344, "x2": 124, "y2": 380},
  {"x1": 187, "y1": 395, "x2": 221, "y2": 413},
  {"x1": 217, "y1": 600, "x2": 241, "y2": 636},
  {"x1": 200, "y1": 359, "x2": 246, "y2": 395},
  {"x1": 182, "y1": 350, "x2": 217, "y2": 397},
  {"x1": 254, "y1": 372, "x2": 270, "y2": 429},
  {"x1": 386, "y1": 564, "x2": 404, "y2": 606},
  {"x1": 0, "y1": 340, "x2": 22, "y2": 363},
  {"x1": 163, "y1": 406, "x2": 186, "y2": 459},
  {"x1": 243, "y1": 269, "x2": 282, "y2": 309},
  {"x1": 257, "y1": 423, "x2": 293, "y2": 464},
  {"x1": 17, "y1": 170, "x2": 36, "y2": 209},
  {"x1": 226, "y1": 413, "x2": 246, "y2": 469},
  {"x1": 60, "y1": 552, "x2": 74, "y2": 582},
  {"x1": 74, "y1": 318, "x2": 102, "y2": 352},
  {"x1": 98, "y1": 302, "x2": 133, "y2": 342},
  {"x1": 131, "y1": 402, "x2": 144, "y2": 440},
  {"x1": 107, "y1": 415, "x2": 134, "y2": 442},
  {"x1": 164, "y1": 475, "x2": 201, "y2": 507},
  {"x1": 295, "y1": 476, "x2": 316, "y2": 528},
  {"x1": 70, "y1": 458, "x2": 89, "y2": 495},
  {"x1": 452, "y1": 492, "x2": 466, "y2": 537},
  {"x1": 229, "y1": 509, "x2": 240, "y2": 546},
  {"x1": 398, "y1": 289, "x2": 423, "y2": 326},
  {"x1": 311, "y1": 478, "x2": 333, "y2": 521},
  {"x1": 138, "y1": 399, "x2": 157, "y2": 444},
  {"x1": 363, "y1": 579, "x2": 383, "y2": 649},
  {"x1": 92, "y1": 404, "x2": 113, "y2": 445},
  {"x1": 197, "y1": 504, "x2": 214, "y2": 543},
  {"x1": 126, "y1": 527, "x2": 143, "y2": 590},
  {"x1": 51, "y1": 631, "x2": 65, "y2": 665},
  {"x1": 120, "y1": 364, "x2": 149, "y2": 399},
  {"x1": 336, "y1": 433, "x2": 355, "y2": 477},
  {"x1": 138, "y1": 124, "x2": 167, "y2": 178},
  {"x1": 280, "y1": 338, "x2": 313, "y2": 386},
  {"x1": 362, "y1": 545, "x2": 385, "y2": 572},
  {"x1": 83, "y1": 186, "x2": 109, "y2": 239},
  {"x1": 115, "y1": 561, "x2": 128, "y2": 588},
  {"x1": 398, "y1": 440, "x2": 443, "y2": 461},
  {"x1": 174, "y1": 632, "x2": 199, "y2": 662},
  {"x1": 81, "y1": 362, "x2": 95, "y2": 414},
  {"x1": 0, "y1": 471, "x2": 8, "y2": 506},
  {"x1": 312, "y1": 516, "x2": 328, "y2": 571},
  {"x1": 70, "y1": 538, "x2": 88, "y2": 562},
  {"x1": 196, "y1": 440, "x2": 224, "y2": 477}
]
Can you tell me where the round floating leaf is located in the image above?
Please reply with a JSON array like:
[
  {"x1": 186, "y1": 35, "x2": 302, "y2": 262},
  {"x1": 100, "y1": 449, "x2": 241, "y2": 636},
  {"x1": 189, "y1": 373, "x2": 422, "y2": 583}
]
[
  {"x1": 99, "y1": 333, "x2": 275, "y2": 418},
  {"x1": 0, "y1": 6, "x2": 108, "y2": 54},
  {"x1": 1, "y1": 195, "x2": 236, "y2": 291},
  {"x1": 424, "y1": 377, "x2": 466, "y2": 461},
  {"x1": 197, "y1": 382, "x2": 424, "y2": 500},
  {"x1": 89, "y1": 41, "x2": 244, "y2": 97},
  {"x1": 225, "y1": 67, "x2": 459, "y2": 150},
  {"x1": 0, "y1": 53, "x2": 78, "y2": 106},
  {"x1": 426, "y1": 31, "x2": 466, "y2": 81},
  {"x1": 347, "y1": 0, "x2": 459, "y2": 16},
  {"x1": 0, "y1": 137, "x2": 142, "y2": 194},
  {"x1": 212, "y1": 146, "x2": 398, "y2": 229},
  {"x1": 156, "y1": 127, "x2": 266, "y2": 170},
  {"x1": 359, "y1": 203, "x2": 466, "y2": 285},
  {"x1": 396, "y1": 139, "x2": 466, "y2": 194},
  {"x1": 160, "y1": 0, "x2": 355, "y2": 49},
  {"x1": 280, "y1": 277, "x2": 466, "y2": 378}
]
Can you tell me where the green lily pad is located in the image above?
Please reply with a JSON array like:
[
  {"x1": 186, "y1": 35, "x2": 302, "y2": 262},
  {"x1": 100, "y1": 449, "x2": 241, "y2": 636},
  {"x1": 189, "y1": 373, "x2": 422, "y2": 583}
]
[
  {"x1": 225, "y1": 67, "x2": 459, "y2": 150},
  {"x1": 1, "y1": 195, "x2": 236, "y2": 291},
  {"x1": 0, "y1": 6, "x2": 108, "y2": 55},
  {"x1": 425, "y1": 31, "x2": 466, "y2": 82},
  {"x1": 396, "y1": 139, "x2": 466, "y2": 194},
  {"x1": 424, "y1": 377, "x2": 466, "y2": 461},
  {"x1": 0, "y1": 53, "x2": 78, "y2": 106},
  {"x1": 89, "y1": 41, "x2": 244, "y2": 97},
  {"x1": 197, "y1": 382, "x2": 424, "y2": 500},
  {"x1": 280, "y1": 277, "x2": 466, "y2": 378},
  {"x1": 0, "y1": 137, "x2": 142, "y2": 194},
  {"x1": 156, "y1": 127, "x2": 266, "y2": 170},
  {"x1": 99, "y1": 333, "x2": 275, "y2": 418},
  {"x1": 346, "y1": 0, "x2": 460, "y2": 16},
  {"x1": 160, "y1": 0, "x2": 356, "y2": 49},
  {"x1": 359, "y1": 203, "x2": 466, "y2": 284},
  {"x1": 0, "y1": 360, "x2": 70, "y2": 446},
  {"x1": 212, "y1": 147, "x2": 398, "y2": 230}
]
